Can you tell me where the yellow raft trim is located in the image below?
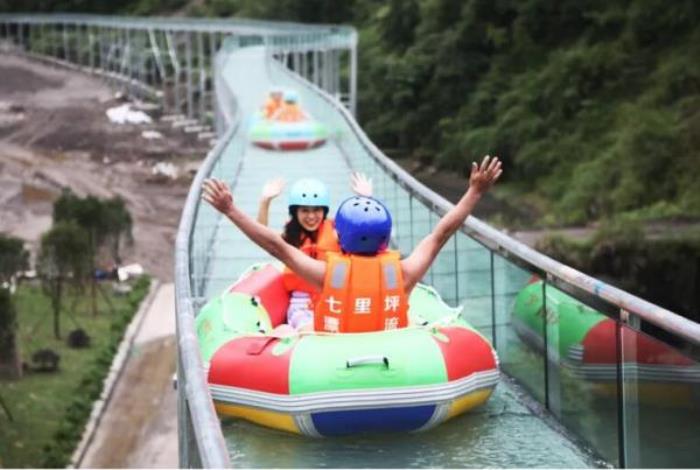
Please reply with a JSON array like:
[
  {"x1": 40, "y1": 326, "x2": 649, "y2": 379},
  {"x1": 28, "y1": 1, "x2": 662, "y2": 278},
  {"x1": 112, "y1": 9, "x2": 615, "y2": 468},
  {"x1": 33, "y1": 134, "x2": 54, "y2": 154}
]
[
  {"x1": 215, "y1": 402, "x2": 301, "y2": 434},
  {"x1": 445, "y1": 388, "x2": 494, "y2": 421}
]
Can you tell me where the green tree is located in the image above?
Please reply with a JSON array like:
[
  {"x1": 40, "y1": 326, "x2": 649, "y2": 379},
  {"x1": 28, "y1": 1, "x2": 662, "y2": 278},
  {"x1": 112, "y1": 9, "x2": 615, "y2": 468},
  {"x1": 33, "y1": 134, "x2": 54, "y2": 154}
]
[
  {"x1": 380, "y1": 0, "x2": 420, "y2": 51},
  {"x1": 0, "y1": 287, "x2": 21, "y2": 380},
  {"x1": 102, "y1": 197, "x2": 134, "y2": 266},
  {"x1": 0, "y1": 235, "x2": 28, "y2": 379},
  {"x1": 37, "y1": 222, "x2": 91, "y2": 339},
  {"x1": 53, "y1": 191, "x2": 134, "y2": 314},
  {"x1": 0, "y1": 234, "x2": 29, "y2": 286}
]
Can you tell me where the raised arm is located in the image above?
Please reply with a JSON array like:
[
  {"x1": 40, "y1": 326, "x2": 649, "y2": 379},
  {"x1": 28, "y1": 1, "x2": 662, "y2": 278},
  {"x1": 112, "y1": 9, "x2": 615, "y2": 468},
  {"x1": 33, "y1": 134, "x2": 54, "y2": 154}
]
[
  {"x1": 203, "y1": 178, "x2": 325, "y2": 289},
  {"x1": 256, "y1": 177, "x2": 285, "y2": 226},
  {"x1": 350, "y1": 171, "x2": 373, "y2": 197},
  {"x1": 401, "y1": 156, "x2": 502, "y2": 293}
]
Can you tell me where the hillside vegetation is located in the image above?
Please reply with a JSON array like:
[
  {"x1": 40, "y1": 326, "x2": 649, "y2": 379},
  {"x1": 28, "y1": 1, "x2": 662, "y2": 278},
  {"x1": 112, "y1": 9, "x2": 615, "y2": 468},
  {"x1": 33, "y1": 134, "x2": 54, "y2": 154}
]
[{"x1": 6, "y1": 0, "x2": 699, "y2": 226}]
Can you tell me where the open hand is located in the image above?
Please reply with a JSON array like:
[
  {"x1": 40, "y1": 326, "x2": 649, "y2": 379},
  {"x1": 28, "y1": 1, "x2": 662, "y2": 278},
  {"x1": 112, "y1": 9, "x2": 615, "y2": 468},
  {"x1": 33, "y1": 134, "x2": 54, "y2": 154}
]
[
  {"x1": 350, "y1": 171, "x2": 373, "y2": 197},
  {"x1": 261, "y1": 177, "x2": 285, "y2": 200},
  {"x1": 469, "y1": 155, "x2": 503, "y2": 194},
  {"x1": 202, "y1": 178, "x2": 234, "y2": 215}
]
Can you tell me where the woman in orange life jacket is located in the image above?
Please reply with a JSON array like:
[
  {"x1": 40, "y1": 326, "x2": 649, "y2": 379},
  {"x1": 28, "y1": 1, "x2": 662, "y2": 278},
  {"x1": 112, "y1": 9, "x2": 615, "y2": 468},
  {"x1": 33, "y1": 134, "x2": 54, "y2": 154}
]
[
  {"x1": 262, "y1": 87, "x2": 284, "y2": 119},
  {"x1": 252, "y1": 173, "x2": 373, "y2": 331},
  {"x1": 202, "y1": 155, "x2": 502, "y2": 333}
]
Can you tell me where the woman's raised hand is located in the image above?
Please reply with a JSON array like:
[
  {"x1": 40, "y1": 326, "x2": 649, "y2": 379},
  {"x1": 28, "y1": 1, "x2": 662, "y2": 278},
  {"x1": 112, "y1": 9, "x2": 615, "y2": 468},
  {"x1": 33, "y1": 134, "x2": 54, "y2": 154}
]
[
  {"x1": 202, "y1": 178, "x2": 235, "y2": 215},
  {"x1": 261, "y1": 177, "x2": 285, "y2": 201},
  {"x1": 350, "y1": 171, "x2": 373, "y2": 197},
  {"x1": 469, "y1": 155, "x2": 503, "y2": 195}
]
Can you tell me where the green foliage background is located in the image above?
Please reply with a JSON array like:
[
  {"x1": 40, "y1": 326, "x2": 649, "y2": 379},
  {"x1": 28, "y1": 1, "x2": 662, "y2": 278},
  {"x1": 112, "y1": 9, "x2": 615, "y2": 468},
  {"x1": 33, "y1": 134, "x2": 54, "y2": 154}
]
[{"x1": 4, "y1": 0, "x2": 699, "y2": 226}]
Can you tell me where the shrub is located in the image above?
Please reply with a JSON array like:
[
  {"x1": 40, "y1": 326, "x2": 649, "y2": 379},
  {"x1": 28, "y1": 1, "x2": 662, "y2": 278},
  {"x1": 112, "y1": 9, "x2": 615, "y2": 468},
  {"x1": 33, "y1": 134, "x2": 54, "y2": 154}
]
[{"x1": 67, "y1": 328, "x2": 91, "y2": 349}]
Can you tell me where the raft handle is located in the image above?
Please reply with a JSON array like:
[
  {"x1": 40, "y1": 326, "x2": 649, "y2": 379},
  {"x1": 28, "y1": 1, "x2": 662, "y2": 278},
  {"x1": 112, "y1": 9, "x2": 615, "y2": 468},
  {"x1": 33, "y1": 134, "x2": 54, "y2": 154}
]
[{"x1": 346, "y1": 355, "x2": 389, "y2": 369}]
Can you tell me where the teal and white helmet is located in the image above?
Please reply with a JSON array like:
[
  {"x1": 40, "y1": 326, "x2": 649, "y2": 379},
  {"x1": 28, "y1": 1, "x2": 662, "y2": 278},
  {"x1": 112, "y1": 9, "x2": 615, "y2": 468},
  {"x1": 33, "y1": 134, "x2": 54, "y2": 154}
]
[
  {"x1": 288, "y1": 178, "x2": 330, "y2": 210},
  {"x1": 283, "y1": 90, "x2": 300, "y2": 104}
]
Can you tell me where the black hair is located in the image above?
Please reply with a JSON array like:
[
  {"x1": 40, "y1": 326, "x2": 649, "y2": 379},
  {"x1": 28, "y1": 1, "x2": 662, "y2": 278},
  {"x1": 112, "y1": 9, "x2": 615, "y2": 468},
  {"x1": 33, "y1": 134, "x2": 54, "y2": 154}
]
[{"x1": 282, "y1": 205, "x2": 329, "y2": 249}]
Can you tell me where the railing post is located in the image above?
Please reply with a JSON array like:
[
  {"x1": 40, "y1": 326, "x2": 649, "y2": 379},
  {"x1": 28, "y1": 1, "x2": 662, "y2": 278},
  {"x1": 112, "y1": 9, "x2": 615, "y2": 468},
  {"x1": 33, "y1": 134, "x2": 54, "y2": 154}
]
[
  {"x1": 615, "y1": 318, "x2": 627, "y2": 468},
  {"x1": 99, "y1": 26, "x2": 106, "y2": 72},
  {"x1": 490, "y1": 251, "x2": 497, "y2": 345},
  {"x1": 88, "y1": 25, "x2": 95, "y2": 70},
  {"x1": 350, "y1": 40, "x2": 357, "y2": 116},
  {"x1": 185, "y1": 31, "x2": 194, "y2": 119},
  {"x1": 541, "y1": 279, "x2": 550, "y2": 410},
  {"x1": 62, "y1": 23, "x2": 69, "y2": 61},
  {"x1": 312, "y1": 49, "x2": 319, "y2": 86},
  {"x1": 453, "y1": 235, "x2": 460, "y2": 305},
  {"x1": 209, "y1": 32, "x2": 218, "y2": 122},
  {"x1": 197, "y1": 31, "x2": 206, "y2": 121},
  {"x1": 169, "y1": 31, "x2": 182, "y2": 115},
  {"x1": 18, "y1": 22, "x2": 25, "y2": 50},
  {"x1": 27, "y1": 22, "x2": 34, "y2": 53}
]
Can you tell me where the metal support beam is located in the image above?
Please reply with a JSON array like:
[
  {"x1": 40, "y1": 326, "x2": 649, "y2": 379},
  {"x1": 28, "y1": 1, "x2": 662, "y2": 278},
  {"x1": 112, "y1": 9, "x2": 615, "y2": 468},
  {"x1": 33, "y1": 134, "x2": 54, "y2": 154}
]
[
  {"x1": 209, "y1": 32, "x2": 218, "y2": 123},
  {"x1": 99, "y1": 26, "x2": 106, "y2": 71},
  {"x1": 88, "y1": 25, "x2": 95, "y2": 69},
  {"x1": 350, "y1": 43, "x2": 357, "y2": 116},
  {"x1": 197, "y1": 31, "x2": 206, "y2": 121},
  {"x1": 62, "y1": 23, "x2": 69, "y2": 61},
  {"x1": 166, "y1": 31, "x2": 181, "y2": 114},
  {"x1": 185, "y1": 32, "x2": 194, "y2": 118},
  {"x1": 292, "y1": 50, "x2": 300, "y2": 75},
  {"x1": 148, "y1": 28, "x2": 166, "y2": 85}
]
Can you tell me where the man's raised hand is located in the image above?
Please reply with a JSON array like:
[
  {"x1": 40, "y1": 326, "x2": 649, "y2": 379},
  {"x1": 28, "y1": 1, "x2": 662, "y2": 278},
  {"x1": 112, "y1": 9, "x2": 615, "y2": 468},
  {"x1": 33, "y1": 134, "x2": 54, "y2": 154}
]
[{"x1": 469, "y1": 155, "x2": 503, "y2": 194}]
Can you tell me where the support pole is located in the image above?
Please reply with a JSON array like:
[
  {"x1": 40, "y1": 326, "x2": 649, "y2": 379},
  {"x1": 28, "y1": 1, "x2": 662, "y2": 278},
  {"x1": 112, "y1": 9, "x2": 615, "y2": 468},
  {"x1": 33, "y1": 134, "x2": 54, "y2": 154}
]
[
  {"x1": 166, "y1": 31, "x2": 182, "y2": 115},
  {"x1": 88, "y1": 25, "x2": 95, "y2": 70},
  {"x1": 209, "y1": 32, "x2": 218, "y2": 123},
  {"x1": 185, "y1": 32, "x2": 194, "y2": 119},
  {"x1": 313, "y1": 50, "x2": 319, "y2": 86},
  {"x1": 197, "y1": 31, "x2": 206, "y2": 121},
  {"x1": 350, "y1": 43, "x2": 358, "y2": 116},
  {"x1": 62, "y1": 23, "x2": 69, "y2": 61}
]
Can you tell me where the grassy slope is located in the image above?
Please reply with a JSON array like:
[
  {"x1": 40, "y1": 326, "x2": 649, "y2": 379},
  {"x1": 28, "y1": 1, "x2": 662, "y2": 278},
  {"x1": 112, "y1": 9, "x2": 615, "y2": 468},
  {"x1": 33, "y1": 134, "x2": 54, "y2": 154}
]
[{"x1": 0, "y1": 278, "x2": 149, "y2": 468}]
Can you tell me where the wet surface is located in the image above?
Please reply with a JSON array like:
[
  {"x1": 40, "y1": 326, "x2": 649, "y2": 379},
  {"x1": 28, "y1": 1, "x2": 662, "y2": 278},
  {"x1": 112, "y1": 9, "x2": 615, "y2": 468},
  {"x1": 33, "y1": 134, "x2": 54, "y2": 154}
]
[{"x1": 222, "y1": 385, "x2": 595, "y2": 468}]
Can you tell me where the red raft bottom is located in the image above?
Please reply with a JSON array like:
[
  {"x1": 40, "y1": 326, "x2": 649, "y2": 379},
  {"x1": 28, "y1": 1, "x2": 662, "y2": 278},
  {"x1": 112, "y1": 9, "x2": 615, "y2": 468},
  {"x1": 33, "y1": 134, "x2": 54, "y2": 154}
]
[{"x1": 253, "y1": 139, "x2": 326, "y2": 151}]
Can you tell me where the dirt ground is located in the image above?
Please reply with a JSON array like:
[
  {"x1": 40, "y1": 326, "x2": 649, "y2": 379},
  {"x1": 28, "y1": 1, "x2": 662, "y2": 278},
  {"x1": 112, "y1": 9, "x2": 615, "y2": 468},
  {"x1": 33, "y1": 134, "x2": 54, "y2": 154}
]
[
  {"x1": 0, "y1": 53, "x2": 209, "y2": 281},
  {"x1": 0, "y1": 52, "x2": 208, "y2": 468}
]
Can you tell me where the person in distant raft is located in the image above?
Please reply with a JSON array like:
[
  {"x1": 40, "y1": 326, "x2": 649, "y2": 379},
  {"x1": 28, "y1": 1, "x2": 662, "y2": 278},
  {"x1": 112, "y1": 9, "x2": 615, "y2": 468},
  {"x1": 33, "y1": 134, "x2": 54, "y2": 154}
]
[
  {"x1": 262, "y1": 88, "x2": 284, "y2": 119},
  {"x1": 270, "y1": 90, "x2": 308, "y2": 122},
  {"x1": 202, "y1": 156, "x2": 502, "y2": 333}
]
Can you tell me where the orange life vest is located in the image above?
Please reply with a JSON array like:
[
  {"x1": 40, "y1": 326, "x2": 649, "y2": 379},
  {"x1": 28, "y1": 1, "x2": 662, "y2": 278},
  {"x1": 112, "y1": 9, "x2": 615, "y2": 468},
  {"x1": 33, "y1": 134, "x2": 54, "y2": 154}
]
[
  {"x1": 282, "y1": 219, "x2": 339, "y2": 294},
  {"x1": 314, "y1": 251, "x2": 409, "y2": 333},
  {"x1": 263, "y1": 98, "x2": 282, "y2": 118},
  {"x1": 272, "y1": 104, "x2": 305, "y2": 122}
]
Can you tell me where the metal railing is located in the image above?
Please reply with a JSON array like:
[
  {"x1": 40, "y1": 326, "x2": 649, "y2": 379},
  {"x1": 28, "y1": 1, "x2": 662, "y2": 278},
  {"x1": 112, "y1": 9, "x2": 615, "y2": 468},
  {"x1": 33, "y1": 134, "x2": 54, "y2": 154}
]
[{"x1": 0, "y1": 13, "x2": 356, "y2": 124}]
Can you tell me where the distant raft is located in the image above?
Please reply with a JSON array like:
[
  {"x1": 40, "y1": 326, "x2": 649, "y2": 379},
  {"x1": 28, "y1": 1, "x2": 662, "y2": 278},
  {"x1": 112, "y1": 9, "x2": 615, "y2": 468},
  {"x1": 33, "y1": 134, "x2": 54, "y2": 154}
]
[
  {"x1": 196, "y1": 263, "x2": 499, "y2": 437},
  {"x1": 513, "y1": 279, "x2": 700, "y2": 404},
  {"x1": 249, "y1": 113, "x2": 328, "y2": 151}
]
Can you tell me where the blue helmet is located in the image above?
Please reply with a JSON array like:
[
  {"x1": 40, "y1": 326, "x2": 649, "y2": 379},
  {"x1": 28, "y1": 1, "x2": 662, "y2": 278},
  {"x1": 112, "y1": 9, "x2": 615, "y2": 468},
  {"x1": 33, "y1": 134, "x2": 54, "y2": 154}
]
[
  {"x1": 283, "y1": 90, "x2": 300, "y2": 103},
  {"x1": 288, "y1": 178, "x2": 330, "y2": 209},
  {"x1": 335, "y1": 196, "x2": 392, "y2": 255}
]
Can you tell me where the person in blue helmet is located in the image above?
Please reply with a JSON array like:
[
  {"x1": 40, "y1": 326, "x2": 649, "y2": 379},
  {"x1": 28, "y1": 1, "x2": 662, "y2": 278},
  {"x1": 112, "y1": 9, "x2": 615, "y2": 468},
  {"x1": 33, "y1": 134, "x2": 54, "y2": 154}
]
[
  {"x1": 207, "y1": 173, "x2": 372, "y2": 331},
  {"x1": 202, "y1": 155, "x2": 502, "y2": 333}
]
